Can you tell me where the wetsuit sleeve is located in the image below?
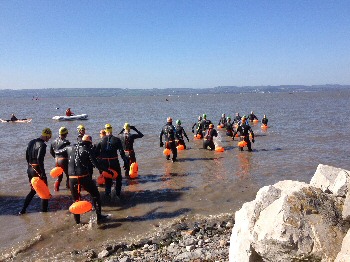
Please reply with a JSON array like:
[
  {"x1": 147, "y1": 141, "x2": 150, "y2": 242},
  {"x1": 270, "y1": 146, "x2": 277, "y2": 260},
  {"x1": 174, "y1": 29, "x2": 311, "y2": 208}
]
[
  {"x1": 183, "y1": 129, "x2": 189, "y2": 140},
  {"x1": 37, "y1": 143, "x2": 47, "y2": 178},
  {"x1": 50, "y1": 143, "x2": 55, "y2": 158},
  {"x1": 118, "y1": 128, "x2": 125, "y2": 135},
  {"x1": 159, "y1": 128, "x2": 164, "y2": 143},
  {"x1": 133, "y1": 127, "x2": 144, "y2": 138}
]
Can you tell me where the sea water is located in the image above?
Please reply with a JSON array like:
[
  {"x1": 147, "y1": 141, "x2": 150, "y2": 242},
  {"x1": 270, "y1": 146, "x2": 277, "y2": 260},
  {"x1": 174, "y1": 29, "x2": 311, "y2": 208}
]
[{"x1": 0, "y1": 87, "x2": 350, "y2": 260}]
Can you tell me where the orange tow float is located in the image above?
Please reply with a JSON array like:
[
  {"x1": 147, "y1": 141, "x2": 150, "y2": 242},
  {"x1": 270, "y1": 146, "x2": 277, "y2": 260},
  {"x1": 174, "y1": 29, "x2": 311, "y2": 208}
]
[
  {"x1": 102, "y1": 168, "x2": 118, "y2": 179},
  {"x1": 50, "y1": 167, "x2": 64, "y2": 178},
  {"x1": 177, "y1": 144, "x2": 185, "y2": 151},
  {"x1": 215, "y1": 146, "x2": 225, "y2": 152},
  {"x1": 97, "y1": 174, "x2": 105, "y2": 185},
  {"x1": 129, "y1": 162, "x2": 139, "y2": 179},
  {"x1": 238, "y1": 141, "x2": 248, "y2": 148},
  {"x1": 163, "y1": 148, "x2": 171, "y2": 156},
  {"x1": 31, "y1": 177, "x2": 51, "y2": 199},
  {"x1": 69, "y1": 200, "x2": 93, "y2": 214}
]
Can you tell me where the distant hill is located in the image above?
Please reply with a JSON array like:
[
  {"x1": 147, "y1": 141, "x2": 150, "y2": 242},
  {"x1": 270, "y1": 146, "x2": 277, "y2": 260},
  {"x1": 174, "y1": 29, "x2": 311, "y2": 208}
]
[{"x1": 0, "y1": 85, "x2": 348, "y2": 98}]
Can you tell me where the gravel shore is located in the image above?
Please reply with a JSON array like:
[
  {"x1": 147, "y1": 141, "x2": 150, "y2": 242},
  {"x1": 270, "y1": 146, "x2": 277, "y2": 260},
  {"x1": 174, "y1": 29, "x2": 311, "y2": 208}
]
[{"x1": 60, "y1": 213, "x2": 234, "y2": 262}]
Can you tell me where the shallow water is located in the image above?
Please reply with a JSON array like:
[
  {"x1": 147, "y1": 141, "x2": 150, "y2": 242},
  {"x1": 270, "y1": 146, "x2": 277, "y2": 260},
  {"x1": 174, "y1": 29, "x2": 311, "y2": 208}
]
[{"x1": 1, "y1": 89, "x2": 350, "y2": 260}]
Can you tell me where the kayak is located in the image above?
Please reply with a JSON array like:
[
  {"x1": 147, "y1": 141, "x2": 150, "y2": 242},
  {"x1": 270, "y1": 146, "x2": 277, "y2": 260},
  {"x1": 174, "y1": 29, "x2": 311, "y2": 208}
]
[
  {"x1": 52, "y1": 114, "x2": 88, "y2": 121},
  {"x1": 0, "y1": 118, "x2": 32, "y2": 123}
]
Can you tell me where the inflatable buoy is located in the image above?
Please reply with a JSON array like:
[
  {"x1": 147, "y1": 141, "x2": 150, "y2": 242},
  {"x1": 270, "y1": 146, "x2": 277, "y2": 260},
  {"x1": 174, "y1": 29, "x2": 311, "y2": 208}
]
[
  {"x1": 253, "y1": 119, "x2": 259, "y2": 123},
  {"x1": 238, "y1": 141, "x2": 248, "y2": 148},
  {"x1": 194, "y1": 134, "x2": 202, "y2": 140},
  {"x1": 69, "y1": 200, "x2": 92, "y2": 214},
  {"x1": 102, "y1": 168, "x2": 118, "y2": 179},
  {"x1": 50, "y1": 167, "x2": 64, "y2": 178},
  {"x1": 97, "y1": 174, "x2": 105, "y2": 185},
  {"x1": 215, "y1": 146, "x2": 225, "y2": 152},
  {"x1": 177, "y1": 144, "x2": 185, "y2": 151},
  {"x1": 163, "y1": 148, "x2": 171, "y2": 156},
  {"x1": 235, "y1": 133, "x2": 239, "y2": 138},
  {"x1": 129, "y1": 162, "x2": 139, "y2": 179},
  {"x1": 31, "y1": 177, "x2": 51, "y2": 199}
]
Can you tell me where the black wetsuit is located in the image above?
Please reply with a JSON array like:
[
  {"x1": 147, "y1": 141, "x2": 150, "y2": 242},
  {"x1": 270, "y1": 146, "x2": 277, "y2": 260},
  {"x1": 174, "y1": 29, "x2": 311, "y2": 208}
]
[
  {"x1": 203, "y1": 128, "x2": 218, "y2": 150},
  {"x1": 55, "y1": 142, "x2": 110, "y2": 224},
  {"x1": 11, "y1": 115, "x2": 18, "y2": 121},
  {"x1": 21, "y1": 138, "x2": 49, "y2": 213},
  {"x1": 248, "y1": 113, "x2": 258, "y2": 122},
  {"x1": 118, "y1": 127, "x2": 144, "y2": 176},
  {"x1": 50, "y1": 137, "x2": 70, "y2": 187},
  {"x1": 233, "y1": 123, "x2": 255, "y2": 151},
  {"x1": 200, "y1": 118, "x2": 212, "y2": 131},
  {"x1": 192, "y1": 120, "x2": 204, "y2": 138},
  {"x1": 234, "y1": 115, "x2": 241, "y2": 124},
  {"x1": 95, "y1": 134, "x2": 128, "y2": 198},
  {"x1": 160, "y1": 123, "x2": 178, "y2": 161},
  {"x1": 175, "y1": 125, "x2": 189, "y2": 149},
  {"x1": 262, "y1": 117, "x2": 268, "y2": 125},
  {"x1": 218, "y1": 117, "x2": 227, "y2": 127},
  {"x1": 225, "y1": 120, "x2": 235, "y2": 137}
]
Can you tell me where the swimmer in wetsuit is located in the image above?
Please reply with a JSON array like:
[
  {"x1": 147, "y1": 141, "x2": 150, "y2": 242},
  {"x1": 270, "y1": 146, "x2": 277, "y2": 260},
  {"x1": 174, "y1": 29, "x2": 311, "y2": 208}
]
[
  {"x1": 95, "y1": 124, "x2": 129, "y2": 200},
  {"x1": 261, "y1": 115, "x2": 268, "y2": 126},
  {"x1": 118, "y1": 123, "x2": 144, "y2": 177},
  {"x1": 175, "y1": 120, "x2": 190, "y2": 149},
  {"x1": 203, "y1": 124, "x2": 218, "y2": 150},
  {"x1": 192, "y1": 116, "x2": 204, "y2": 138},
  {"x1": 160, "y1": 117, "x2": 179, "y2": 162},
  {"x1": 55, "y1": 135, "x2": 112, "y2": 224},
  {"x1": 19, "y1": 128, "x2": 52, "y2": 215},
  {"x1": 225, "y1": 116, "x2": 235, "y2": 137},
  {"x1": 218, "y1": 113, "x2": 227, "y2": 127},
  {"x1": 248, "y1": 111, "x2": 258, "y2": 122},
  {"x1": 50, "y1": 127, "x2": 70, "y2": 191},
  {"x1": 233, "y1": 117, "x2": 255, "y2": 152}
]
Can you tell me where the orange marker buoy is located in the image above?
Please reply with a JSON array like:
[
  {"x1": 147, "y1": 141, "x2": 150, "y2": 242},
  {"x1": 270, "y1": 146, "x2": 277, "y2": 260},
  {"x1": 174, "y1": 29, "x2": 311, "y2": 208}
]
[
  {"x1": 163, "y1": 148, "x2": 171, "y2": 156},
  {"x1": 69, "y1": 200, "x2": 93, "y2": 214},
  {"x1": 50, "y1": 167, "x2": 64, "y2": 178},
  {"x1": 253, "y1": 119, "x2": 259, "y2": 123},
  {"x1": 97, "y1": 174, "x2": 105, "y2": 185},
  {"x1": 129, "y1": 162, "x2": 139, "y2": 179},
  {"x1": 215, "y1": 146, "x2": 225, "y2": 152},
  {"x1": 31, "y1": 177, "x2": 51, "y2": 199},
  {"x1": 177, "y1": 144, "x2": 185, "y2": 150},
  {"x1": 235, "y1": 133, "x2": 239, "y2": 138},
  {"x1": 102, "y1": 168, "x2": 118, "y2": 179}
]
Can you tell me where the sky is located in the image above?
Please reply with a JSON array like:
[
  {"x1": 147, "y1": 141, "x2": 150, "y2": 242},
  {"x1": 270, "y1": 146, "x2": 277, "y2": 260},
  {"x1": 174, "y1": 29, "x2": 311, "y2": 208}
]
[{"x1": 1, "y1": 0, "x2": 350, "y2": 89}]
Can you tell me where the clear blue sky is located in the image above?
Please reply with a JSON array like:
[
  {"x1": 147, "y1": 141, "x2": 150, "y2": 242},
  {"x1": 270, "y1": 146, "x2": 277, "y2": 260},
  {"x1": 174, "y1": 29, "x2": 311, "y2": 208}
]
[{"x1": 1, "y1": 1, "x2": 349, "y2": 89}]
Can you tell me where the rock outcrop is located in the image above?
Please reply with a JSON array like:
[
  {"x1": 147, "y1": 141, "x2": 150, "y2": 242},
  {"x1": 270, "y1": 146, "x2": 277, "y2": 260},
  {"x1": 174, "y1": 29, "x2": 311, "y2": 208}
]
[{"x1": 230, "y1": 164, "x2": 350, "y2": 262}]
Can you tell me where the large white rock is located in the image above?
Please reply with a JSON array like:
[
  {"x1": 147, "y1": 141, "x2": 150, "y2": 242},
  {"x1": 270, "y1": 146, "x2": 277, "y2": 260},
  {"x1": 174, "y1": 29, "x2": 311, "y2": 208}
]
[
  {"x1": 310, "y1": 164, "x2": 350, "y2": 197},
  {"x1": 335, "y1": 229, "x2": 350, "y2": 262},
  {"x1": 229, "y1": 180, "x2": 348, "y2": 262}
]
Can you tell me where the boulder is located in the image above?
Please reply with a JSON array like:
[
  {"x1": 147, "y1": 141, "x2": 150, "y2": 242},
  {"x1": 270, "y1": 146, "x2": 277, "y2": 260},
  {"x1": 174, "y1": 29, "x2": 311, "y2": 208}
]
[
  {"x1": 229, "y1": 180, "x2": 348, "y2": 262},
  {"x1": 335, "y1": 229, "x2": 350, "y2": 262},
  {"x1": 310, "y1": 164, "x2": 350, "y2": 197}
]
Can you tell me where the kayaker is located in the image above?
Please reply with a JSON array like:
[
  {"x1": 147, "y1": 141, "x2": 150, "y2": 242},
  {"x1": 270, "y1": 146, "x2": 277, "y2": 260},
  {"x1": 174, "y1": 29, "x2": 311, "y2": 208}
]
[
  {"x1": 10, "y1": 114, "x2": 18, "y2": 121},
  {"x1": 66, "y1": 108, "x2": 74, "y2": 116}
]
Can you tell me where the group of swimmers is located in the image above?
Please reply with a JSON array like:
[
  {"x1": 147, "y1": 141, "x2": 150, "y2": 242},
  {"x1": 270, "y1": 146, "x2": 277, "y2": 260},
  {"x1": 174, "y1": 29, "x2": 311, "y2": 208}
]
[
  {"x1": 19, "y1": 123, "x2": 143, "y2": 224},
  {"x1": 19, "y1": 112, "x2": 268, "y2": 224}
]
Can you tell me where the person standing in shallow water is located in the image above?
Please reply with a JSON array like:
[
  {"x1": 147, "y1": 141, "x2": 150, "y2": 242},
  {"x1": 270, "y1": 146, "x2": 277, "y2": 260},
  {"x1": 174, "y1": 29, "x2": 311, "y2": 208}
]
[
  {"x1": 203, "y1": 124, "x2": 218, "y2": 150},
  {"x1": 175, "y1": 120, "x2": 189, "y2": 149},
  {"x1": 50, "y1": 127, "x2": 70, "y2": 191},
  {"x1": 261, "y1": 115, "x2": 268, "y2": 126},
  {"x1": 19, "y1": 128, "x2": 52, "y2": 215},
  {"x1": 118, "y1": 123, "x2": 144, "y2": 177},
  {"x1": 54, "y1": 135, "x2": 113, "y2": 224},
  {"x1": 95, "y1": 124, "x2": 129, "y2": 201},
  {"x1": 233, "y1": 117, "x2": 255, "y2": 152},
  {"x1": 160, "y1": 117, "x2": 178, "y2": 162}
]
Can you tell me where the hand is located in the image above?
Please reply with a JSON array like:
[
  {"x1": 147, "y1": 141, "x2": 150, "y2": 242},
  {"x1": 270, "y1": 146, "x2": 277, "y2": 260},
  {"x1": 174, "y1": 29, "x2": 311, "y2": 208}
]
[
  {"x1": 160, "y1": 142, "x2": 164, "y2": 147},
  {"x1": 187, "y1": 138, "x2": 189, "y2": 142},
  {"x1": 191, "y1": 129, "x2": 194, "y2": 133},
  {"x1": 252, "y1": 139, "x2": 255, "y2": 143},
  {"x1": 130, "y1": 125, "x2": 136, "y2": 130}
]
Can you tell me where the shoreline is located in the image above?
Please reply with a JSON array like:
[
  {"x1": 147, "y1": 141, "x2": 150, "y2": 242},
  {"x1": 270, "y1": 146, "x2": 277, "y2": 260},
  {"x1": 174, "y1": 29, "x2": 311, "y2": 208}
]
[{"x1": 52, "y1": 213, "x2": 234, "y2": 262}]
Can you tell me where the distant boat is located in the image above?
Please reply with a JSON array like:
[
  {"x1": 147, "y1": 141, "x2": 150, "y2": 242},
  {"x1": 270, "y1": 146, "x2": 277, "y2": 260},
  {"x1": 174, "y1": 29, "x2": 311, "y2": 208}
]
[
  {"x1": 52, "y1": 114, "x2": 88, "y2": 121},
  {"x1": 0, "y1": 118, "x2": 32, "y2": 123}
]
